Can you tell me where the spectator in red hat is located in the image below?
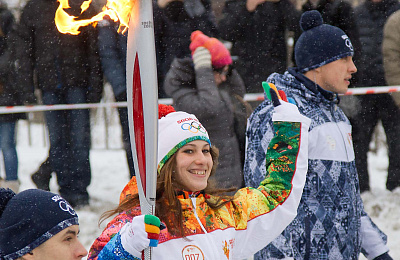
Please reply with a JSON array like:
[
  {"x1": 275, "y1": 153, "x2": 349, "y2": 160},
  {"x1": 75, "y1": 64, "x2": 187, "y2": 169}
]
[{"x1": 164, "y1": 31, "x2": 249, "y2": 189}]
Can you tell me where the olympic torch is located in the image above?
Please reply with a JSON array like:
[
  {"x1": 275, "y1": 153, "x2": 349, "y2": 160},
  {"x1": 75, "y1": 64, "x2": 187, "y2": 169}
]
[
  {"x1": 126, "y1": 0, "x2": 158, "y2": 259},
  {"x1": 54, "y1": 1, "x2": 159, "y2": 257}
]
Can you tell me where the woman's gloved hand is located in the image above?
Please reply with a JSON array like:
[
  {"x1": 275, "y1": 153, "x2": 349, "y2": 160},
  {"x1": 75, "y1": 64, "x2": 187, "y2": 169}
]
[
  {"x1": 263, "y1": 81, "x2": 295, "y2": 107},
  {"x1": 192, "y1": 46, "x2": 212, "y2": 70},
  {"x1": 263, "y1": 81, "x2": 298, "y2": 112},
  {"x1": 120, "y1": 215, "x2": 162, "y2": 258},
  {"x1": 263, "y1": 81, "x2": 311, "y2": 125}
]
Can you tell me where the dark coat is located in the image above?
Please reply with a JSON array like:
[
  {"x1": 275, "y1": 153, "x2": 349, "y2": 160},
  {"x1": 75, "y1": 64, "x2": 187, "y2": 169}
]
[
  {"x1": 302, "y1": 0, "x2": 360, "y2": 51},
  {"x1": 164, "y1": 57, "x2": 245, "y2": 189},
  {"x1": 16, "y1": 0, "x2": 103, "y2": 102},
  {"x1": 97, "y1": 19, "x2": 127, "y2": 99},
  {"x1": 355, "y1": 0, "x2": 400, "y2": 87},
  {"x1": 154, "y1": 0, "x2": 218, "y2": 97},
  {"x1": 218, "y1": 0, "x2": 300, "y2": 93},
  {"x1": 0, "y1": 7, "x2": 33, "y2": 122}
]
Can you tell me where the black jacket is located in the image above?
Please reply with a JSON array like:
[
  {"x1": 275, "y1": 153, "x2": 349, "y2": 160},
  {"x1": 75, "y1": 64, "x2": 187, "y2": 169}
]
[
  {"x1": 16, "y1": 0, "x2": 103, "y2": 102},
  {"x1": 355, "y1": 0, "x2": 400, "y2": 87},
  {"x1": 153, "y1": 0, "x2": 218, "y2": 97},
  {"x1": 0, "y1": 7, "x2": 33, "y2": 122},
  {"x1": 303, "y1": 0, "x2": 360, "y2": 49},
  {"x1": 219, "y1": 0, "x2": 300, "y2": 93}
]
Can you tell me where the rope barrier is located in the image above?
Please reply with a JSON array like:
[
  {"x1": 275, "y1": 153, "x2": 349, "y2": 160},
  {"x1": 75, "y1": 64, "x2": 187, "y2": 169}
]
[{"x1": 0, "y1": 85, "x2": 399, "y2": 114}]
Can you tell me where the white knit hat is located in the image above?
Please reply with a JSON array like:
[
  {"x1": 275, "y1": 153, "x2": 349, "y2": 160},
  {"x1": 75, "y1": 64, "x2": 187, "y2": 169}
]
[{"x1": 157, "y1": 108, "x2": 210, "y2": 173}]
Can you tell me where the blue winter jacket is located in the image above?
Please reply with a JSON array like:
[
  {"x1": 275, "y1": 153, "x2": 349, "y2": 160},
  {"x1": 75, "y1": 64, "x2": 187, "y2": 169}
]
[{"x1": 244, "y1": 68, "x2": 389, "y2": 260}]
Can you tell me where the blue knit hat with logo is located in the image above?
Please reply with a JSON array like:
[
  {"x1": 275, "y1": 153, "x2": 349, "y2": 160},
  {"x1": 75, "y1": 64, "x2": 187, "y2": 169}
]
[
  {"x1": 0, "y1": 189, "x2": 79, "y2": 260},
  {"x1": 295, "y1": 10, "x2": 354, "y2": 73}
]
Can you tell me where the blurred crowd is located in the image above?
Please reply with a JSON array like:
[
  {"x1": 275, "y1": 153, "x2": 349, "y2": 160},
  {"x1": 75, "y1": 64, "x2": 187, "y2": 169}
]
[{"x1": 1, "y1": 0, "x2": 400, "y2": 209}]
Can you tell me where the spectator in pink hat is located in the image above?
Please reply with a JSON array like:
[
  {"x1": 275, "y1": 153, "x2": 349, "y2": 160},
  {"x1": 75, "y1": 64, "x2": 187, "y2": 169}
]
[{"x1": 164, "y1": 31, "x2": 248, "y2": 189}]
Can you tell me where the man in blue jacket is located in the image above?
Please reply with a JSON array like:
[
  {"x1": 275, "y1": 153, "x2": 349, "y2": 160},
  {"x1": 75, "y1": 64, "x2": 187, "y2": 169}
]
[{"x1": 244, "y1": 10, "x2": 392, "y2": 260}]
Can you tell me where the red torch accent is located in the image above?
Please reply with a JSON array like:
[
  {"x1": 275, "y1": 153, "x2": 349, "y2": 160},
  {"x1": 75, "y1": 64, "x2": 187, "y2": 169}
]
[{"x1": 132, "y1": 52, "x2": 146, "y2": 194}]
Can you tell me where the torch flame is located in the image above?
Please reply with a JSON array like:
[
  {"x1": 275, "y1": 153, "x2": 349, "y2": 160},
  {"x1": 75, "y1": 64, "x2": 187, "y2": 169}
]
[{"x1": 55, "y1": 0, "x2": 134, "y2": 35}]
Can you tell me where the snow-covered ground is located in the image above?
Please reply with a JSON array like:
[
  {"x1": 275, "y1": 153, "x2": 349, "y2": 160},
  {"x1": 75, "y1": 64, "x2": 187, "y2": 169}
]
[{"x1": 5, "y1": 111, "x2": 398, "y2": 259}]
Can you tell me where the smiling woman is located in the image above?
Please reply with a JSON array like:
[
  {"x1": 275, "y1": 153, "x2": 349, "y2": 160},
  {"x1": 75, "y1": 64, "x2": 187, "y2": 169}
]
[{"x1": 88, "y1": 97, "x2": 311, "y2": 260}]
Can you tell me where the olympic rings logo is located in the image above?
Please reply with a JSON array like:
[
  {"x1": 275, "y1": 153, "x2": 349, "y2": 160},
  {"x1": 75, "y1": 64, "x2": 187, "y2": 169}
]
[
  {"x1": 345, "y1": 39, "x2": 354, "y2": 51},
  {"x1": 342, "y1": 35, "x2": 354, "y2": 51},
  {"x1": 181, "y1": 121, "x2": 207, "y2": 134},
  {"x1": 52, "y1": 195, "x2": 76, "y2": 216},
  {"x1": 59, "y1": 200, "x2": 77, "y2": 216}
]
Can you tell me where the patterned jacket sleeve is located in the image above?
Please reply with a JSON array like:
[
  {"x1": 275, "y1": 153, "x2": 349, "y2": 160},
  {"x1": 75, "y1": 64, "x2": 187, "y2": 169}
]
[
  {"x1": 97, "y1": 233, "x2": 140, "y2": 260},
  {"x1": 88, "y1": 212, "x2": 135, "y2": 260},
  {"x1": 244, "y1": 104, "x2": 275, "y2": 188},
  {"x1": 231, "y1": 102, "x2": 311, "y2": 258},
  {"x1": 360, "y1": 208, "x2": 389, "y2": 259}
]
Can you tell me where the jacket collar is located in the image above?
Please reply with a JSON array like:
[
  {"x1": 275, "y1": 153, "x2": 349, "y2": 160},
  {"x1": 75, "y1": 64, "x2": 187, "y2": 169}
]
[
  {"x1": 176, "y1": 190, "x2": 204, "y2": 199},
  {"x1": 288, "y1": 67, "x2": 339, "y2": 104}
]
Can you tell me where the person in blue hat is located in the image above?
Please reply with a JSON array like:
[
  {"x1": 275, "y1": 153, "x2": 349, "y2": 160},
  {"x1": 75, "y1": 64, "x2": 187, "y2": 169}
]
[
  {"x1": 244, "y1": 10, "x2": 393, "y2": 260},
  {"x1": 0, "y1": 188, "x2": 87, "y2": 260}
]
